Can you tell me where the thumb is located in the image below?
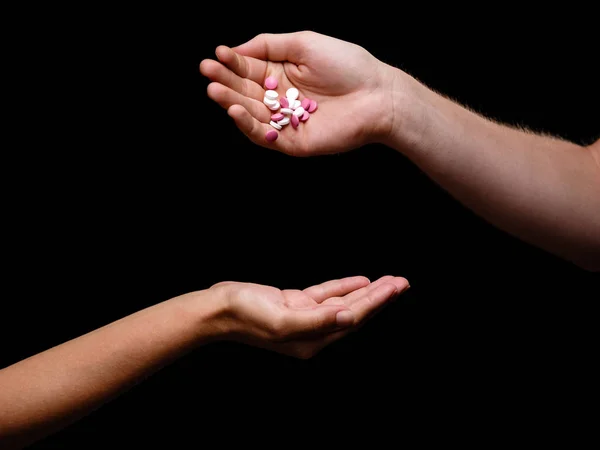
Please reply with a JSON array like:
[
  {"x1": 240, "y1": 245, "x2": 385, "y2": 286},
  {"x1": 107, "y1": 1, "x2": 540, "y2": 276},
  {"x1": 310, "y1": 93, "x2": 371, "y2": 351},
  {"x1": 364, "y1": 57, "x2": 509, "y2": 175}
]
[
  {"x1": 282, "y1": 305, "x2": 356, "y2": 338},
  {"x1": 232, "y1": 32, "x2": 306, "y2": 63}
]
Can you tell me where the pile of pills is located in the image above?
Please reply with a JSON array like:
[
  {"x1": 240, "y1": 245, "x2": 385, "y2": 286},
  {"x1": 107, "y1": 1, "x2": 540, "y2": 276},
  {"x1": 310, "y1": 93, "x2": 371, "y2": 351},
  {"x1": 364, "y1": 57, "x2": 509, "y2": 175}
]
[{"x1": 262, "y1": 76, "x2": 318, "y2": 142}]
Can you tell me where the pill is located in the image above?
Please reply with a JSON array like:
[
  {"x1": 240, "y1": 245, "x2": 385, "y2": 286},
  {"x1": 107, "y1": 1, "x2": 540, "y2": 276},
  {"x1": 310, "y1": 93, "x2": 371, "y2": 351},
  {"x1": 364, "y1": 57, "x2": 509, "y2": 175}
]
[
  {"x1": 300, "y1": 111, "x2": 310, "y2": 122},
  {"x1": 265, "y1": 90, "x2": 279, "y2": 100},
  {"x1": 279, "y1": 97, "x2": 289, "y2": 108},
  {"x1": 301, "y1": 98, "x2": 311, "y2": 110},
  {"x1": 267, "y1": 100, "x2": 280, "y2": 111},
  {"x1": 280, "y1": 108, "x2": 294, "y2": 115},
  {"x1": 292, "y1": 106, "x2": 305, "y2": 117},
  {"x1": 277, "y1": 116, "x2": 290, "y2": 126},
  {"x1": 265, "y1": 129, "x2": 278, "y2": 142},
  {"x1": 269, "y1": 120, "x2": 282, "y2": 130},
  {"x1": 292, "y1": 100, "x2": 301, "y2": 109},
  {"x1": 291, "y1": 114, "x2": 300, "y2": 128},
  {"x1": 307, "y1": 99, "x2": 318, "y2": 113},
  {"x1": 271, "y1": 113, "x2": 284, "y2": 122},
  {"x1": 264, "y1": 76, "x2": 278, "y2": 90},
  {"x1": 286, "y1": 87, "x2": 299, "y2": 101},
  {"x1": 263, "y1": 97, "x2": 277, "y2": 107}
]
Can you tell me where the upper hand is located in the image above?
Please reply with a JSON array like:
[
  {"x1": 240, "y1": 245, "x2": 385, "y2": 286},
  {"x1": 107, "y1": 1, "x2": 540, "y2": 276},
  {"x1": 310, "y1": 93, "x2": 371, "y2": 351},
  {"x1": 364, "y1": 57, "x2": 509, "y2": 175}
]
[
  {"x1": 207, "y1": 275, "x2": 409, "y2": 359},
  {"x1": 199, "y1": 31, "x2": 396, "y2": 156}
]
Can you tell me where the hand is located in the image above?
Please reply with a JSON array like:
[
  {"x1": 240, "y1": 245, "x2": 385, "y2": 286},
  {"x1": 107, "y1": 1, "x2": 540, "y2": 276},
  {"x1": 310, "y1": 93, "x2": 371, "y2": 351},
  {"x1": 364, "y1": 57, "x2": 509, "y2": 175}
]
[
  {"x1": 199, "y1": 31, "x2": 398, "y2": 156},
  {"x1": 208, "y1": 275, "x2": 409, "y2": 359}
]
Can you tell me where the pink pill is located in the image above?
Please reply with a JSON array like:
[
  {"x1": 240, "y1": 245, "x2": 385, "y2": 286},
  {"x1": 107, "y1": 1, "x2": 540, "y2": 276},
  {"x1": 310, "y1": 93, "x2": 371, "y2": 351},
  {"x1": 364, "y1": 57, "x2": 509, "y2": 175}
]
[
  {"x1": 300, "y1": 111, "x2": 310, "y2": 122},
  {"x1": 265, "y1": 130, "x2": 278, "y2": 142},
  {"x1": 301, "y1": 98, "x2": 311, "y2": 110},
  {"x1": 291, "y1": 114, "x2": 300, "y2": 128},
  {"x1": 271, "y1": 113, "x2": 284, "y2": 121},
  {"x1": 264, "y1": 76, "x2": 278, "y2": 90},
  {"x1": 279, "y1": 97, "x2": 289, "y2": 108},
  {"x1": 307, "y1": 99, "x2": 318, "y2": 113}
]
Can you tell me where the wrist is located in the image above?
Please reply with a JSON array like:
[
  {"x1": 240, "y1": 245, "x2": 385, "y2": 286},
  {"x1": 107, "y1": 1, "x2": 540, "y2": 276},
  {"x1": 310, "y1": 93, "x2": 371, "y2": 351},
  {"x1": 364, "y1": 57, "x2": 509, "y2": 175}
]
[
  {"x1": 376, "y1": 63, "x2": 430, "y2": 155},
  {"x1": 174, "y1": 285, "x2": 232, "y2": 343}
]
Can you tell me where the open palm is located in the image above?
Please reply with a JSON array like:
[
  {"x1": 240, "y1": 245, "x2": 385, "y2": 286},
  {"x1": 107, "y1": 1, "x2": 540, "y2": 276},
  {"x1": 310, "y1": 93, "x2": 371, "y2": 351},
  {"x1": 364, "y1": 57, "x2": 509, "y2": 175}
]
[
  {"x1": 214, "y1": 275, "x2": 409, "y2": 359},
  {"x1": 200, "y1": 31, "x2": 393, "y2": 156}
]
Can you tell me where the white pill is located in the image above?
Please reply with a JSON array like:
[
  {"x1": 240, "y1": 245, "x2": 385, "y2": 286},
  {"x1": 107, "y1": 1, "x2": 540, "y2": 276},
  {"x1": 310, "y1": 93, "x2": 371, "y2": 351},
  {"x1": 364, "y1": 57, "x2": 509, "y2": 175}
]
[
  {"x1": 265, "y1": 90, "x2": 279, "y2": 100},
  {"x1": 267, "y1": 100, "x2": 280, "y2": 111},
  {"x1": 292, "y1": 100, "x2": 301, "y2": 109},
  {"x1": 277, "y1": 116, "x2": 290, "y2": 126},
  {"x1": 286, "y1": 87, "x2": 299, "y2": 100},
  {"x1": 269, "y1": 120, "x2": 282, "y2": 130},
  {"x1": 280, "y1": 108, "x2": 294, "y2": 115},
  {"x1": 263, "y1": 96, "x2": 278, "y2": 107},
  {"x1": 292, "y1": 106, "x2": 305, "y2": 117}
]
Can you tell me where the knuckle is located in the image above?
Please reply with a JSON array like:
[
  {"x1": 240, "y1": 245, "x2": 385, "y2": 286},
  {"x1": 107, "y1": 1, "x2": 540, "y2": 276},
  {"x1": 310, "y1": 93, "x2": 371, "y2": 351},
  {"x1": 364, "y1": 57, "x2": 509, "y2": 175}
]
[
  {"x1": 330, "y1": 279, "x2": 341, "y2": 291},
  {"x1": 237, "y1": 56, "x2": 250, "y2": 79},
  {"x1": 267, "y1": 314, "x2": 288, "y2": 340},
  {"x1": 240, "y1": 78, "x2": 249, "y2": 97},
  {"x1": 310, "y1": 285, "x2": 325, "y2": 299},
  {"x1": 210, "y1": 281, "x2": 234, "y2": 295},
  {"x1": 257, "y1": 32, "x2": 271, "y2": 42}
]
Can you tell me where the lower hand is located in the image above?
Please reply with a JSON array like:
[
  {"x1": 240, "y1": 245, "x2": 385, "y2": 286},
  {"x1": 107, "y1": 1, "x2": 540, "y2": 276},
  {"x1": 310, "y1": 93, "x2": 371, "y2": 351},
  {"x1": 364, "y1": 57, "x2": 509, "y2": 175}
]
[{"x1": 207, "y1": 275, "x2": 409, "y2": 359}]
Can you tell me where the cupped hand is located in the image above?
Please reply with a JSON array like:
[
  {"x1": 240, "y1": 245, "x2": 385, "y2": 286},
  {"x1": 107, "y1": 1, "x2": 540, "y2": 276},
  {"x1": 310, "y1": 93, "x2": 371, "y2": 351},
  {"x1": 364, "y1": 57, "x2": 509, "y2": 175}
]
[
  {"x1": 199, "y1": 31, "x2": 395, "y2": 156},
  {"x1": 209, "y1": 275, "x2": 409, "y2": 359}
]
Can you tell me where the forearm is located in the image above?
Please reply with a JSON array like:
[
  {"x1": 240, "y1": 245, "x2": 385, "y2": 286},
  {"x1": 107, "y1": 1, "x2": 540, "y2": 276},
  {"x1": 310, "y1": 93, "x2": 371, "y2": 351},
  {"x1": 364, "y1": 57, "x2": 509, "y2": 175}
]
[
  {"x1": 382, "y1": 68, "x2": 600, "y2": 270},
  {"x1": 0, "y1": 290, "x2": 224, "y2": 448}
]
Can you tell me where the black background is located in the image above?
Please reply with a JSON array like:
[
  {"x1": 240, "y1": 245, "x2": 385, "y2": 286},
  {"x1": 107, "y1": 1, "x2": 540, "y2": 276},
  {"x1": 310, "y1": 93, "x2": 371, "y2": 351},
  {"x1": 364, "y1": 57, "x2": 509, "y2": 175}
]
[{"x1": 3, "y1": 7, "x2": 599, "y2": 447}]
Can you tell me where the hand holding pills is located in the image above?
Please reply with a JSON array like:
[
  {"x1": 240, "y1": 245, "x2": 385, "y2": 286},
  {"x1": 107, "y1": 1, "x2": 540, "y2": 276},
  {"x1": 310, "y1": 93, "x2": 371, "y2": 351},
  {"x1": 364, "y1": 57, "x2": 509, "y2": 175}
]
[
  {"x1": 201, "y1": 34, "x2": 600, "y2": 295},
  {"x1": 200, "y1": 30, "x2": 398, "y2": 156}
]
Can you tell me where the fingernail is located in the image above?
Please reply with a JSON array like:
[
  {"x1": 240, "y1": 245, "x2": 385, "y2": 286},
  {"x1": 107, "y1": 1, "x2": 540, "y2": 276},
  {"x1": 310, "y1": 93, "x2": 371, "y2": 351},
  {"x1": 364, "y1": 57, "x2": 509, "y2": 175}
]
[{"x1": 336, "y1": 310, "x2": 355, "y2": 327}]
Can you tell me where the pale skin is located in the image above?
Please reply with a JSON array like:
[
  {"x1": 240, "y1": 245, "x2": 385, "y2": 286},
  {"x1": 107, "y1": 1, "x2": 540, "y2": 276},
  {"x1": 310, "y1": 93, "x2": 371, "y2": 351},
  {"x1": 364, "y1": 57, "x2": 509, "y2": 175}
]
[
  {"x1": 199, "y1": 31, "x2": 600, "y2": 271},
  {"x1": 0, "y1": 275, "x2": 409, "y2": 449}
]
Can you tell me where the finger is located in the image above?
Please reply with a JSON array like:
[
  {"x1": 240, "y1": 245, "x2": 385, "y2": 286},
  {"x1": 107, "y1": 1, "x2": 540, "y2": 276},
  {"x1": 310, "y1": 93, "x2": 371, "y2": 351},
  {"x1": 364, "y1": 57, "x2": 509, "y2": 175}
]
[
  {"x1": 303, "y1": 276, "x2": 370, "y2": 303},
  {"x1": 314, "y1": 283, "x2": 401, "y2": 348},
  {"x1": 199, "y1": 58, "x2": 265, "y2": 102},
  {"x1": 227, "y1": 104, "x2": 297, "y2": 154},
  {"x1": 341, "y1": 275, "x2": 408, "y2": 306},
  {"x1": 214, "y1": 46, "x2": 268, "y2": 87},
  {"x1": 280, "y1": 305, "x2": 355, "y2": 339},
  {"x1": 206, "y1": 82, "x2": 271, "y2": 123},
  {"x1": 232, "y1": 32, "x2": 306, "y2": 63},
  {"x1": 319, "y1": 276, "x2": 392, "y2": 307},
  {"x1": 351, "y1": 282, "x2": 407, "y2": 326},
  {"x1": 227, "y1": 104, "x2": 284, "y2": 148},
  {"x1": 319, "y1": 278, "x2": 410, "y2": 346}
]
